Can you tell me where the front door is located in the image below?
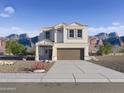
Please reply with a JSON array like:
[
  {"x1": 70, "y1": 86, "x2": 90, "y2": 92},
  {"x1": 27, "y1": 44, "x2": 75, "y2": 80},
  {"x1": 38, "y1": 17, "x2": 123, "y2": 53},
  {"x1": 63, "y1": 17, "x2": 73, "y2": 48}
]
[
  {"x1": 42, "y1": 46, "x2": 52, "y2": 60},
  {"x1": 49, "y1": 49, "x2": 52, "y2": 60}
]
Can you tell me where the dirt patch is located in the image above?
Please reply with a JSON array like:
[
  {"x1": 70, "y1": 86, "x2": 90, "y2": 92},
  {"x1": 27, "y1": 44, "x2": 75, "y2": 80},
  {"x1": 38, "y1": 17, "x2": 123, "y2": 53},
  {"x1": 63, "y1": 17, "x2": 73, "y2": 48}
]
[
  {"x1": 90, "y1": 56, "x2": 124, "y2": 73},
  {"x1": 0, "y1": 61, "x2": 54, "y2": 73}
]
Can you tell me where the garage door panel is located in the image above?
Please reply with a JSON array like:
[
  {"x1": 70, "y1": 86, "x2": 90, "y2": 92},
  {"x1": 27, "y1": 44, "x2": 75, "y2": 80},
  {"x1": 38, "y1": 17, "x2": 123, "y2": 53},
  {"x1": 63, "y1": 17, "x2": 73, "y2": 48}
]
[{"x1": 57, "y1": 48, "x2": 84, "y2": 60}]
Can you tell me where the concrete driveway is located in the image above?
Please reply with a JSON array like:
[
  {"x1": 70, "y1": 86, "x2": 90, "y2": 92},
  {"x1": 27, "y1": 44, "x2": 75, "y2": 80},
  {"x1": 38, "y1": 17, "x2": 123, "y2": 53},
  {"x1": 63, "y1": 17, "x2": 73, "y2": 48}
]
[{"x1": 45, "y1": 60, "x2": 124, "y2": 83}]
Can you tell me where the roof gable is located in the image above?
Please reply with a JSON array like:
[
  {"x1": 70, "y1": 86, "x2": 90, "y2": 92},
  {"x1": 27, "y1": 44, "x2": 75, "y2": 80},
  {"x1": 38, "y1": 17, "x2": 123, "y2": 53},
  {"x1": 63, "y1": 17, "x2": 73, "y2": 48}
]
[
  {"x1": 66, "y1": 22, "x2": 87, "y2": 29},
  {"x1": 42, "y1": 22, "x2": 87, "y2": 31},
  {"x1": 67, "y1": 22, "x2": 86, "y2": 27},
  {"x1": 54, "y1": 23, "x2": 66, "y2": 28},
  {"x1": 36, "y1": 39, "x2": 53, "y2": 46}
]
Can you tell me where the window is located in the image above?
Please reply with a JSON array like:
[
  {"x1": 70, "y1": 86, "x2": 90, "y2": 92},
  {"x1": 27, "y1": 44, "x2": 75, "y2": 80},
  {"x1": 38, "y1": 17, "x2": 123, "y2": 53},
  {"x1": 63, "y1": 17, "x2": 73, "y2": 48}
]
[
  {"x1": 77, "y1": 30, "x2": 82, "y2": 38},
  {"x1": 69, "y1": 29, "x2": 74, "y2": 38},
  {"x1": 45, "y1": 50, "x2": 48, "y2": 54},
  {"x1": 57, "y1": 28, "x2": 62, "y2": 32},
  {"x1": 46, "y1": 32, "x2": 50, "y2": 39}
]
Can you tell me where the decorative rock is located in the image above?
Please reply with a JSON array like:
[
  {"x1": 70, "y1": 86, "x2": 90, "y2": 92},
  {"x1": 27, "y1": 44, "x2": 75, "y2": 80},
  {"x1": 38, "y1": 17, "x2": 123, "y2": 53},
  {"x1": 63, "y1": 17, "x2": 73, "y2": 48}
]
[
  {"x1": 49, "y1": 60, "x2": 53, "y2": 63},
  {"x1": 33, "y1": 69, "x2": 45, "y2": 73},
  {"x1": 45, "y1": 60, "x2": 49, "y2": 63},
  {"x1": 0, "y1": 61, "x2": 4, "y2": 65},
  {"x1": 0, "y1": 61, "x2": 15, "y2": 65},
  {"x1": 4, "y1": 61, "x2": 15, "y2": 65},
  {"x1": 90, "y1": 56, "x2": 99, "y2": 61}
]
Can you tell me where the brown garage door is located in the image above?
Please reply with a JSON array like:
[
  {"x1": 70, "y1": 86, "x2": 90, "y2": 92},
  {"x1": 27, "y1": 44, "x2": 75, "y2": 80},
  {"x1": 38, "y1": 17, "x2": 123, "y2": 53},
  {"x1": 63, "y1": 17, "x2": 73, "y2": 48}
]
[{"x1": 57, "y1": 48, "x2": 84, "y2": 60}]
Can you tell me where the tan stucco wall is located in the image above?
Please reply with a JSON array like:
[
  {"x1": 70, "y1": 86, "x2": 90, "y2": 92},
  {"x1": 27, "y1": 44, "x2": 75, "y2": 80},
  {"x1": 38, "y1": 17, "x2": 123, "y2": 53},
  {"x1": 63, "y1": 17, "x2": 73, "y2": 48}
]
[
  {"x1": 63, "y1": 23, "x2": 88, "y2": 43},
  {"x1": 52, "y1": 43, "x2": 89, "y2": 61}
]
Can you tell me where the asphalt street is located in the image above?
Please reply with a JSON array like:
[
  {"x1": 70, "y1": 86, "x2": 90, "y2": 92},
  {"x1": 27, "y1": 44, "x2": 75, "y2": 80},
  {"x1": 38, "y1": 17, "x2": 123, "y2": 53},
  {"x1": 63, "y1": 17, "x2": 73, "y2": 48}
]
[{"x1": 0, "y1": 83, "x2": 124, "y2": 93}]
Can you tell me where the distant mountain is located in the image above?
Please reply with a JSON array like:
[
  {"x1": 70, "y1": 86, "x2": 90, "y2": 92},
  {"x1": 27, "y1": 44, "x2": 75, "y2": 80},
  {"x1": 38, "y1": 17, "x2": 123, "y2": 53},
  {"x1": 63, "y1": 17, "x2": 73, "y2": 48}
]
[
  {"x1": 31, "y1": 36, "x2": 39, "y2": 44},
  {"x1": 6, "y1": 34, "x2": 19, "y2": 40},
  {"x1": 5, "y1": 32, "x2": 124, "y2": 51},
  {"x1": 104, "y1": 36, "x2": 123, "y2": 46},
  {"x1": 89, "y1": 32, "x2": 124, "y2": 53},
  {"x1": 95, "y1": 32, "x2": 108, "y2": 40},
  {"x1": 108, "y1": 32, "x2": 119, "y2": 38},
  {"x1": 6, "y1": 33, "x2": 39, "y2": 48},
  {"x1": 95, "y1": 32, "x2": 123, "y2": 47},
  {"x1": 19, "y1": 33, "x2": 29, "y2": 39},
  {"x1": 18, "y1": 38, "x2": 31, "y2": 47}
]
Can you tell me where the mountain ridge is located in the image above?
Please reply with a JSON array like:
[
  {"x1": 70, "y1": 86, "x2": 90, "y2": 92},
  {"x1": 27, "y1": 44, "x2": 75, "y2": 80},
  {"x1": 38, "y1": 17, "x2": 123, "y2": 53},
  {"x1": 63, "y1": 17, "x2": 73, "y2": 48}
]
[{"x1": 2, "y1": 32, "x2": 124, "y2": 48}]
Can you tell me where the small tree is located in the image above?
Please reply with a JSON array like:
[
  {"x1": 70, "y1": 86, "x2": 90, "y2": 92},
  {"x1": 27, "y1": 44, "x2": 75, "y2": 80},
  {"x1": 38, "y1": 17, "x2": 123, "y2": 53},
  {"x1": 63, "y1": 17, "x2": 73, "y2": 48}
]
[
  {"x1": 98, "y1": 45, "x2": 106, "y2": 55},
  {"x1": 6, "y1": 40, "x2": 27, "y2": 55},
  {"x1": 104, "y1": 44, "x2": 112, "y2": 55},
  {"x1": 98, "y1": 44, "x2": 112, "y2": 55},
  {"x1": 6, "y1": 40, "x2": 12, "y2": 55},
  {"x1": 119, "y1": 48, "x2": 124, "y2": 54}
]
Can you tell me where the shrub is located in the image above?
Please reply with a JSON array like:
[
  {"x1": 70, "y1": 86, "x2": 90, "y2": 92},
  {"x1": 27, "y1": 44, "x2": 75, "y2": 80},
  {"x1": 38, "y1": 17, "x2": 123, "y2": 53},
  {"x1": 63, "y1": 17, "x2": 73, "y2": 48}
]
[
  {"x1": 98, "y1": 44, "x2": 112, "y2": 55},
  {"x1": 35, "y1": 62, "x2": 45, "y2": 69}
]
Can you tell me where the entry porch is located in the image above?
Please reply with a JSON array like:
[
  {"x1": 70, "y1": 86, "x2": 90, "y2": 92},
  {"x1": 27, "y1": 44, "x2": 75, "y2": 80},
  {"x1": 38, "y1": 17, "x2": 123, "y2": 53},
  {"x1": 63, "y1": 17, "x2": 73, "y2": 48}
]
[{"x1": 35, "y1": 39, "x2": 56, "y2": 61}]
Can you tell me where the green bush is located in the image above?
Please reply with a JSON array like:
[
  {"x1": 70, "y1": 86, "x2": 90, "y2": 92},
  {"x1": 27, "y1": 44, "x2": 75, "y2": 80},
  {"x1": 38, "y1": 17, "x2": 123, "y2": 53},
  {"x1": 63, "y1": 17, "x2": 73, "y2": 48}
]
[
  {"x1": 98, "y1": 44, "x2": 112, "y2": 55},
  {"x1": 119, "y1": 48, "x2": 124, "y2": 54},
  {"x1": 6, "y1": 40, "x2": 27, "y2": 55}
]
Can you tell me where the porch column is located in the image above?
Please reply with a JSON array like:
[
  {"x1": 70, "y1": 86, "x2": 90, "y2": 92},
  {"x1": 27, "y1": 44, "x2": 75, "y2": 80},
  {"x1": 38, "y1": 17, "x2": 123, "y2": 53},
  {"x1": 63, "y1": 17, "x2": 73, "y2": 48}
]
[
  {"x1": 84, "y1": 45, "x2": 89, "y2": 60},
  {"x1": 35, "y1": 44, "x2": 39, "y2": 61},
  {"x1": 54, "y1": 30, "x2": 57, "y2": 43},
  {"x1": 52, "y1": 47, "x2": 57, "y2": 61}
]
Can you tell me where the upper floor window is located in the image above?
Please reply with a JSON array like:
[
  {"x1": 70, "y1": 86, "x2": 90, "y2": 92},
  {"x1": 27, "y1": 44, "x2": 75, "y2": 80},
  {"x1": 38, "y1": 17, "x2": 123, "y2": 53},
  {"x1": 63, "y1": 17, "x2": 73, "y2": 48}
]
[
  {"x1": 69, "y1": 29, "x2": 74, "y2": 38},
  {"x1": 57, "y1": 28, "x2": 62, "y2": 32},
  {"x1": 46, "y1": 32, "x2": 50, "y2": 39},
  {"x1": 77, "y1": 30, "x2": 82, "y2": 38}
]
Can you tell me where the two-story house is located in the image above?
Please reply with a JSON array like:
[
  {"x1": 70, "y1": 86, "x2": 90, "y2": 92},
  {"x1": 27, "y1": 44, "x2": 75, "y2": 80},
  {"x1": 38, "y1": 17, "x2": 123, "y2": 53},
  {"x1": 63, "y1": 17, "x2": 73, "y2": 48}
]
[{"x1": 35, "y1": 22, "x2": 89, "y2": 61}]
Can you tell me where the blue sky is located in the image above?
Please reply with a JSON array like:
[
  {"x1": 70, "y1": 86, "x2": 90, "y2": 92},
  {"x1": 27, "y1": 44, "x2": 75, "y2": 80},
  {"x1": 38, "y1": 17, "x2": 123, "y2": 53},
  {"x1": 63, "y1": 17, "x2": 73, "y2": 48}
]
[{"x1": 0, "y1": 0, "x2": 124, "y2": 37}]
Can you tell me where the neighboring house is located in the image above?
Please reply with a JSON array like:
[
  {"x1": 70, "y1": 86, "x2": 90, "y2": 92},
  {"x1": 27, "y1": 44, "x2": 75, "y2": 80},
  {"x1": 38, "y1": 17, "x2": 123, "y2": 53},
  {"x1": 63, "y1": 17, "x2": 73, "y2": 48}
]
[
  {"x1": 89, "y1": 37, "x2": 103, "y2": 54},
  {"x1": 35, "y1": 22, "x2": 89, "y2": 61},
  {"x1": 0, "y1": 38, "x2": 6, "y2": 55}
]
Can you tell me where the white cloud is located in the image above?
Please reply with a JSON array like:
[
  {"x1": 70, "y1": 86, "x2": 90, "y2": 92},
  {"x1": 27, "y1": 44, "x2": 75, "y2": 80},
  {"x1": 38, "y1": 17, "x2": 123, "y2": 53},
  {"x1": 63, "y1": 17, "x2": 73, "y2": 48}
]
[
  {"x1": 0, "y1": 6, "x2": 15, "y2": 18},
  {"x1": 112, "y1": 22, "x2": 120, "y2": 26},
  {"x1": 0, "y1": 26, "x2": 39, "y2": 37},
  {"x1": 87, "y1": 22, "x2": 124, "y2": 36},
  {"x1": 11, "y1": 27, "x2": 21, "y2": 30}
]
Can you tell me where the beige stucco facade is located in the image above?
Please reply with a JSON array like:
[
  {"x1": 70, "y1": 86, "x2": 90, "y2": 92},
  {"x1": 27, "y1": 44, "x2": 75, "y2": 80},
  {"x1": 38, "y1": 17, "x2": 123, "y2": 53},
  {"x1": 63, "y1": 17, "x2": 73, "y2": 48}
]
[{"x1": 35, "y1": 22, "x2": 89, "y2": 61}]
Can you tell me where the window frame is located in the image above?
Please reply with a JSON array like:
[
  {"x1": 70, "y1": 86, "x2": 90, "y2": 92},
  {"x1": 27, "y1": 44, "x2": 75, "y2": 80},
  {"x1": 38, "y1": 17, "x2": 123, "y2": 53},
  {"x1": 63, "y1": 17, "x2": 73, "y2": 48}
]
[
  {"x1": 76, "y1": 29, "x2": 82, "y2": 38},
  {"x1": 45, "y1": 31, "x2": 50, "y2": 39},
  {"x1": 68, "y1": 29, "x2": 74, "y2": 38},
  {"x1": 67, "y1": 29, "x2": 83, "y2": 39}
]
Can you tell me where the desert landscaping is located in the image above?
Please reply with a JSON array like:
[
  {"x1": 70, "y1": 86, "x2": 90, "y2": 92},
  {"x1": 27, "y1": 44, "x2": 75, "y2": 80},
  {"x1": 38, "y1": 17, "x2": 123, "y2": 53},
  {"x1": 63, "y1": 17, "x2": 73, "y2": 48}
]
[
  {"x1": 90, "y1": 56, "x2": 124, "y2": 73},
  {"x1": 0, "y1": 61, "x2": 54, "y2": 73},
  {"x1": 0, "y1": 55, "x2": 124, "y2": 73}
]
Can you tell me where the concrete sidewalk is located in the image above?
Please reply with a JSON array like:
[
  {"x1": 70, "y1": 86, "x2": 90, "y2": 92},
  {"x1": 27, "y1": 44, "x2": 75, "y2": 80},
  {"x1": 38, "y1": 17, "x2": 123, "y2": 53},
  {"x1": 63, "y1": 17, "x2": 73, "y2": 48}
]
[{"x1": 0, "y1": 60, "x2": 124, "y2": 83}]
